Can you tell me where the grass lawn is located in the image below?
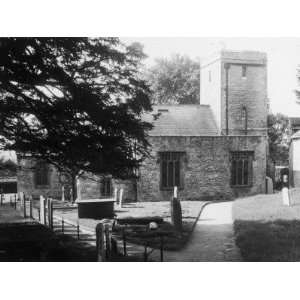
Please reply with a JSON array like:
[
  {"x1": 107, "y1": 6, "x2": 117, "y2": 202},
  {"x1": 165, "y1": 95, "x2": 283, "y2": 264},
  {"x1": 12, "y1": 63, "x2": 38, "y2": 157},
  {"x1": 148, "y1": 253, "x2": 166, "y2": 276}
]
[{"x1": 233, "y1": 188, "x2": 300, "y2": 261}]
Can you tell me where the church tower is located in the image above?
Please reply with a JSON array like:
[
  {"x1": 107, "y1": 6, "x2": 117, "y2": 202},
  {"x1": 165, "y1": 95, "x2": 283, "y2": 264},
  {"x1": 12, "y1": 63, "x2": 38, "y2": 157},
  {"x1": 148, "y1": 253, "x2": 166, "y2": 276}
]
[{"x1": 200, "y1": 50, "x2": 268, "y2": 136}]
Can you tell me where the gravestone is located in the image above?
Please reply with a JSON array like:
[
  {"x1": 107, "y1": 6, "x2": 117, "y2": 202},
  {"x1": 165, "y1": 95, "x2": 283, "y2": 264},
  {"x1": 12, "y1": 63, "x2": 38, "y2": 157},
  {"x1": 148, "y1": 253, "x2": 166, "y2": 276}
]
[{"x1": 171, "y1": 186, "x2": 182, "y2": 231}]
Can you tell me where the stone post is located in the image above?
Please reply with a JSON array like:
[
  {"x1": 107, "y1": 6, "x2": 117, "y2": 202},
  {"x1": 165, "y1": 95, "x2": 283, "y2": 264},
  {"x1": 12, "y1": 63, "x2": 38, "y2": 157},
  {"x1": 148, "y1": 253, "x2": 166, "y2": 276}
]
[{"x1": 96, "y1": 223, "x2": 106, "y2": 262}]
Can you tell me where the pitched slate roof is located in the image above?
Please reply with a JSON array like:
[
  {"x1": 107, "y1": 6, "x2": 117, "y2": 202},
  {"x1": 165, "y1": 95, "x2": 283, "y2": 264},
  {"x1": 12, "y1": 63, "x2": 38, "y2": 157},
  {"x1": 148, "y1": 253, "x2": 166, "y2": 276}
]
[{"x1": 143, "y1": 105, "x2": 219, "y2": 136}]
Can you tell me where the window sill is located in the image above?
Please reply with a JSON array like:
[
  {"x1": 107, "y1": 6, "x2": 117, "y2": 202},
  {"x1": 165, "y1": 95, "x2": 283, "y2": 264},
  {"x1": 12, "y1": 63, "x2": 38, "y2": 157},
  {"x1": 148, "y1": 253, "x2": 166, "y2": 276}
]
[
  {"x1": 35, "y1": 185, "x2": 50, "y2": 189},
  {"x1": 160, "y1": 187, "x2": 184, "y2": 191},
  {"x1": 231, "y1": 184, "x2": 253, "y2": 188}
]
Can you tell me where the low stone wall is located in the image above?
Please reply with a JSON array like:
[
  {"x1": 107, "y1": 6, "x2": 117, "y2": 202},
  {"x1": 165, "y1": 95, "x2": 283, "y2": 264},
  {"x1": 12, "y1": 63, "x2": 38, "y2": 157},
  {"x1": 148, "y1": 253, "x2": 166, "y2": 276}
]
[
  {"x1": 79, "y1": 174, "x2": 137, "y2": 202},
  {"x1": 113, "y1": 179, "x2": 137, "y2": 202},
  {"x1": 17, "y1": 157, "x2": 62, "y2": 199}
]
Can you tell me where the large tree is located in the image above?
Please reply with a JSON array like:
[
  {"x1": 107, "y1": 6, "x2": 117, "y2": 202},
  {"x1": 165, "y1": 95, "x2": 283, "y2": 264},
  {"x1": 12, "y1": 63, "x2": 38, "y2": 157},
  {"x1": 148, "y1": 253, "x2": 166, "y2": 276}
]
[
  {"x1": 0, "y1": 38, "x2": 153, "y2": 200},
  {"x1": 145, "y1": 54, "x2": 200, "y2": 105},
  {"x1": 267, "y1": 113, "x2": 290, "y2": 165}
]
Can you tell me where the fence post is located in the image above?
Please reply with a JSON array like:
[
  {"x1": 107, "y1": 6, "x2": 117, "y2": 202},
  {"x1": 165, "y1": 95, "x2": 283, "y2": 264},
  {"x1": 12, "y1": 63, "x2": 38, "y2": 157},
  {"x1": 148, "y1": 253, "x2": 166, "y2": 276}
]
[
  {"x1": 77, "y1": 221, "x2": 80, "y2": 240},
  {"x1": 14, "y1": 194, "x2": 17, "y2": 210},
  {"x1": 160, "y1": 236, "x2": 164, "y2": 262},
  {"x1": 40, "y1": 196, "x2": 46, "y2": 225},
  {"x1": 122, "y1": 227, "x2": 127, "y2": 256},
  {"x1": 104, "y1": 223, "x2": 111, "y2": 260},
  {"x1": 96, "y1": 223, "x2": 106, "y2": 262},
  {"x1": 23, "y1": 195, "x2": 26, "y2": 218},
  {"x1": 144, "y1": 243, "x2": 148, "y2": 261},
  {"x1": 29, "y1": 195, "x2": 33, "y2": 219},
  {"x1": 119, "y1": 188, "x2": 123, "y2": 208},
  {"x1": 47, "y1": 198, "x2": 52, "y2": 228},
  {"x1": 48, "y1": 199, "x2": 53, "y2": 230}
]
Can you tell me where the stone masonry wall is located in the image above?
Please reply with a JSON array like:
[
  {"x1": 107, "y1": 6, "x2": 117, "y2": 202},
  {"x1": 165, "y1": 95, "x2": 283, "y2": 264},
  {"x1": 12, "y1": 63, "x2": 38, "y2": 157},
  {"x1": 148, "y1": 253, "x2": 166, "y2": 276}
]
[
  {"x1": 137, "y1": 135, "x2": 267, "y2": 202},
  {"x1": 200, "y1": 51, "x2": 267, "y2": 136},
  {"x1": 17, "y1": 157, "x2": 62, "y2": 199},
  {"x1": 200, "y1": 58, "x2": 222, "y2": 131},
  {"x1": 221, "y1": 62, "x2": 268, "y2": 136},
  {"x1": 79, "y1": 173, "x2": 136, "y2": 202},
  {"x1": 18, "y1": 159, "x2": 137, "y2": 202}
]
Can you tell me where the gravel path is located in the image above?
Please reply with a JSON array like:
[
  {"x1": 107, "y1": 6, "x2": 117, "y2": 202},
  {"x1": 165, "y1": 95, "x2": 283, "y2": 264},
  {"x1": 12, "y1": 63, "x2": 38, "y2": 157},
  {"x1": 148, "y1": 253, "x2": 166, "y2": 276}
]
[{"x1": 158, "y1": 201, "x2": 242, "y2": 261}]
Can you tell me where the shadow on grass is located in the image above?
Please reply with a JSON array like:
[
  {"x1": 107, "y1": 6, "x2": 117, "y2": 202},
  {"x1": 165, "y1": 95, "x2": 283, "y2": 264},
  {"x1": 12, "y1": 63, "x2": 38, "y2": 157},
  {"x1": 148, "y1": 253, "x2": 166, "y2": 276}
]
[
  {"x1": 0, "y1": 223, "x2": 96, "y2": 261},
  {"x1": 234, "y1": 219, "x2": 300, "y2": 261}
]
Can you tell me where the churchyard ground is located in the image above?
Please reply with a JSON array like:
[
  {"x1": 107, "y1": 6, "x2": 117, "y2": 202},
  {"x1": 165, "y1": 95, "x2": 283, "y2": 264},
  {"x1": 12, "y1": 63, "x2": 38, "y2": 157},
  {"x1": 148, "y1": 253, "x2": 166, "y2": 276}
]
[
  {"x1": 54, "y1": 200, "x2": 207, "y2": 251},
  {"x1": 233, "y1": 188, "x2": 300, "y2": 261}
]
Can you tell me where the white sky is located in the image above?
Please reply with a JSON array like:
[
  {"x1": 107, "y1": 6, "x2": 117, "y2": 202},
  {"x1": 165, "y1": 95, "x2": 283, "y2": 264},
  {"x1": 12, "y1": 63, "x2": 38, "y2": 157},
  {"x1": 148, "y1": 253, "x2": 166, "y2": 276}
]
[{"x1": 122, "y1": 37, "x2": 300, "y2": 117}]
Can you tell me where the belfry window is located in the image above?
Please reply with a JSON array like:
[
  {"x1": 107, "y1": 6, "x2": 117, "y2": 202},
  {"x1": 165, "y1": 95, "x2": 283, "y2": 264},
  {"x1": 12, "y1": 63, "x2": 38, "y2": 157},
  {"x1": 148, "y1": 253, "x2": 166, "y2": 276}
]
[{"x1": 231, "y1": 151, "x2": 253, "y2": 187}]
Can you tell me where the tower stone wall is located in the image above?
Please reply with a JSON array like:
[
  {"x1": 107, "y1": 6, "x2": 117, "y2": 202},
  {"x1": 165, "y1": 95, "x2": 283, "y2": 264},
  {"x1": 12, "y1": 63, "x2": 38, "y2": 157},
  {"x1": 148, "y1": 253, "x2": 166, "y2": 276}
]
[{"x1": 201, "y1": 50, "x2": 268, "y2": 136}]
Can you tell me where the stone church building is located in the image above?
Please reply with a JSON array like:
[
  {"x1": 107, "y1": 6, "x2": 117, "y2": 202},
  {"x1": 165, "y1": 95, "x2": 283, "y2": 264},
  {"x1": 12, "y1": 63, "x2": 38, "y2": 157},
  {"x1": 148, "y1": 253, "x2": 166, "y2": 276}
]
[{"x1": 2, "y1": 50, "x2": 268, "y2": 202}]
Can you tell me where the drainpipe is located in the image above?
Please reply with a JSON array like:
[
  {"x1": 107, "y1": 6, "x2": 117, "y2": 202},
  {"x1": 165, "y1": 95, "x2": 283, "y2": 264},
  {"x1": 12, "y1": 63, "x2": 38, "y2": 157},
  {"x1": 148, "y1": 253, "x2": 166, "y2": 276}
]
[{"x1": 224, "y1": 63, "x2": 230, "y2": 135}]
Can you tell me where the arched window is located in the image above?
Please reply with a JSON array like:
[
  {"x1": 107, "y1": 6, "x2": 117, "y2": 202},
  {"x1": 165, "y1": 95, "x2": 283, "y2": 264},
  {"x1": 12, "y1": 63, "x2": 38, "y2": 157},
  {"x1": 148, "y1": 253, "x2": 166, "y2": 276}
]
[{"x1": 35, "y1": 162, "x2": 49, "y2": 187}]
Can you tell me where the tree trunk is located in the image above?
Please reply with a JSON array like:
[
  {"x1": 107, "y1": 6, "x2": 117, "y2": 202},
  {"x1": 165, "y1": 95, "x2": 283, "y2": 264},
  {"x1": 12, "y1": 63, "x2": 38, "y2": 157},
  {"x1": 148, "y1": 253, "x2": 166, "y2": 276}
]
[{"x1": 71, "y1": 173, "x2": 77, "y2": 204}]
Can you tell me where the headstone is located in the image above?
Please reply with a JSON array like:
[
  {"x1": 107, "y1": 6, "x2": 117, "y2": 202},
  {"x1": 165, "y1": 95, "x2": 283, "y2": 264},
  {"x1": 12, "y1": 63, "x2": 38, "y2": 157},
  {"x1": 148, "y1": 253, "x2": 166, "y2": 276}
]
[
  {"x1": 266, "y1": 176, "x2": 274, "y2": 194},
  {"x1": 174, "y1": 186, "x2": 178, "y2": 198},
  {"x1": 171, "y1": 186, "x2": 182, "y2": 231},
  {"x1": 114, "y1": 187, "x2": 118, "y2": 202},
  {"x1": 19, "y1": 192, "x2": 24, "y2": 204},
  {"x1": 282, "y1": 187, "x2": 290, "y2": 206}
]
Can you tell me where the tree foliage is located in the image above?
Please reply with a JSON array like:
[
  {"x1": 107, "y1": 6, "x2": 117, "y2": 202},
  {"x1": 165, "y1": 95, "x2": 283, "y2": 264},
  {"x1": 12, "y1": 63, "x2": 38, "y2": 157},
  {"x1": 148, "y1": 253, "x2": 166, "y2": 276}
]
[
  {"x1": 267, "y1": 113, "x2": 290, "y2": 164},
  {"x1": 0, "y1": 38, "x2": 153, "y2": 185},
  {"x1": 145, "y1": 54, "x2": 200, "y2": 105}
]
